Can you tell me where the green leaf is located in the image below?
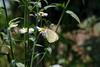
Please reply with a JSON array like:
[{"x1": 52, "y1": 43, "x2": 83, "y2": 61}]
[
  {"x1": 43, "y1": 5, "x2": 56, "y2": 10},
  {"x1": 16, "y1": 62, "x2": 25, "y2": 67},
  {"x1": 66, "y1": 10, "x2": 80, "y2": 23},
  {"x1": 35, "y1": 44, "x2": 43, "y2": 47},
  {"x1": 33, "y1": 54, "x2": 40, "y2": 60},
  {"x1": 9, "y1": 17, "x2": 23, "y2": 24},
  {"x1": 41, "y1": 3, "x2": 64, "y2": 11},
  {"x1": 13, "y1": 0, "x2": 20, "y2": 2},
  {"x1": 43, "y1": 0, "x2": 48, "y2": 5},
  {"x1": 46, "y1": 47, "x2": 52, "y2": 54},
  {"x1": 55, "y1": 3, "x2": 65, "y2": 8}
]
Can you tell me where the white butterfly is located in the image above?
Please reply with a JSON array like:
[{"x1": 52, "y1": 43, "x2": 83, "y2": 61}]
[
  {"x1": 36, "y1": 26, "x2": 59, "y2": 43},
  {"x1": 45, "y1": 29, "x2": 59, "y2": 43},
  {"x1": 41, "y1": 28, "x2": 59, "y2": 43}
]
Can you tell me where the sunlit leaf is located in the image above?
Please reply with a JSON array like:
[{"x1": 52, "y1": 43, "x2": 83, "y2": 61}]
[
  {"x1": 32, "y1": 54, "x2": 40, "y2": 61},
  {"x1": 35, "y1": 44, "x2": 43, "y2": 47},
  {"x1": 44, "y1": 0, "x2": 48, "y2": 5},
  {"x1": 30, "y1": 2, "x2": 42, "y2": 8},
  {"x1": 1, "y1": 45, "x2": 10, "y2": 54},
  {"x1": 29, "y1": 37, "x2": 35, "y2": 42},
  {"x1": 16, "y1": 62, "x2": 25, "y2": 67},
  {"x1": 13, "y1": 0, "x2": 20, "y2": 2},
  {"x1": 46, "y1": 47, "x2": 52, "y2": 54},
  {"x1": 51, "y1": 64, "x2": 62, "y2": 67},
  {"x1": 55, "y1": 3, "x2": 65, "y2": 9},
  {"x1": 66, "y1": 10, "x2": 80, "y2": 23},
  {"x1": 9, "y1": 17, "x2": 23, "y2": 24},
  {"x1": 43, "y1": 5, "x2": 56, "y2": 10}
]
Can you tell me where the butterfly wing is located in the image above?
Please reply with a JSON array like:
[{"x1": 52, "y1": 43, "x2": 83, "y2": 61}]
[{"x1": 45, "y1": 29, "x2": 59, "y2": 43}]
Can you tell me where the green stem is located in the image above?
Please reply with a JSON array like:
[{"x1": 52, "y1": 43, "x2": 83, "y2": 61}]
[
  {"x1": 23, "y1": 0, "x2": 30, "y2": 67},
  {"x1": 30, "y1": 33, "x2": 40, "y2": 67},
  {"x1": 56, "y1": 0, "x2": 70, "y2": 32},
  {"x1": 36, "y1": 51, "x2": 47, "y2": 66},
  {"x1": 30, "y1": 1, "x2": 41, "y2": 67},
  {"x1": 2, "y1": 0, "x2": 15, "y2": 63},
  {"x1": 30, "y1": 41, "x2": 36, "y2": 67},
  {"x1": 8, "y1": 31, "x2": 15, "y2": 59},
  {"x1": 2, "y1": 0, "x2": 8, "y2": 27}
]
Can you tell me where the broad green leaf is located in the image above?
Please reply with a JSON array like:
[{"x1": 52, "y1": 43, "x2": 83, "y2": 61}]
[{"x1": 66, "y1": 10, "x2": 80, "y2": 23}]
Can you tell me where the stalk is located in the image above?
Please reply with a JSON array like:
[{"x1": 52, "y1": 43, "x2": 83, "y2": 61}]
[
  {"x1": 30, "y1": 0, "x2": 40, "y2": 67},
  {"x1": 2, "y1": 0, "x2": 8, "y2": 27},
  {"x1": 56, "y1": 0, "x2": 70, "y2": 32},
  {"x1": 30, "y1": 34, "x2": 40, "y2": 67},
  {"x1": 2, "y1": 0, "x2": 15, "y2": 67},
  {"x1": 23, "y1": 0, "x2": 30, "y2": 67}
]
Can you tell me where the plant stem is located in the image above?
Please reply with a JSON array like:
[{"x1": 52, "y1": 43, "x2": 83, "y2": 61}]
[
  {"x1": 56, "y1": 0, "x2": 70, "y2": 32},
  {"x1": 23, "y1": 0, "x2": 30, "y2": 67},
  {"x1": 30, "y1": 41, "x2": 36, "y2": 67},
  {"x1": 36, "y1": 51, "x2": 47, "y2": 66},
  {"x1": 2, "y1": 0, "x2": 15, "y2": 67},
  {"x1": 30, "y1": 34, "x2": 40, "y2": 67},
  {"x1": 30, "y1": 1, "x2": 41, "y2": 67},
  {"x1": 2, "y1": 0, "x2": 14, "y2": 61},
  {"x1": 2, "y1": 0, "x2": 8, "y2": 27},
  {"x1": 8, "y1": 31, "x2": 15, "y2": 59}
]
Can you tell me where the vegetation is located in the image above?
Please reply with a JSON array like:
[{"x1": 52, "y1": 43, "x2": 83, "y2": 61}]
[{"x1": 0, "y1": 0, "x2": 100, "y2": 67}]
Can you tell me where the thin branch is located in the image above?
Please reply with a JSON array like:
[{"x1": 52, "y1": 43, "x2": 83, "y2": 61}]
[{"x1": 56, "y1": 0, "x2": 70, "y2": 32}]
